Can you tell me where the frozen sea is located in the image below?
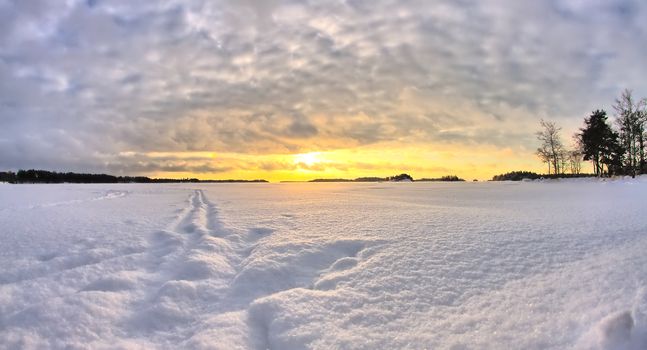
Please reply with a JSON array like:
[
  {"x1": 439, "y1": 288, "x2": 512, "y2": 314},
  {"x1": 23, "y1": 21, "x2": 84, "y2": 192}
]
[{"x1": 1, "y1": 179, "x2": 647, "y2": 349}]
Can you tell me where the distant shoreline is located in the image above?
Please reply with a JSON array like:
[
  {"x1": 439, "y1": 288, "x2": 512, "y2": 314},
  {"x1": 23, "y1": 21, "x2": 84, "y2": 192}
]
[
  {"x1": 0, "y1": 170, "x2": 473, "y2": 184},
  {"x1": 0, "y1": 169, "x2": 616, "y2": 184},
  {"x1": 0, "y1": 169, "x2": 267, "y2": 184},
  {"x1": 306, "y1": 174, "x2": 465, "y2": 183}
]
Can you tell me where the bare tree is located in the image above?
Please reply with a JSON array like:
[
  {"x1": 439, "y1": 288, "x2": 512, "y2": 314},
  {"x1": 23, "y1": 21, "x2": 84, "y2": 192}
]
[
  {"x1": 559, "y1": 150, "x2": 570, "y2": 174},
  {"x1": 536, "y1": 119, "x2": 565, "y2": 175},
  {"x1": 570, "y1": 134, "x2": 584, "y2": 175},
  {"x1": 536, "y1": 146, "x2": 552, "y2": 174},
  {"x1": 613, "y1": 89, "x2": 647, "y2": 177},
  {"x1": 638, "y1": 104, "x2": 647, "y2": 173},
  {"x1": 568, "y1": 149, "x2": 583, "y2": 174}
]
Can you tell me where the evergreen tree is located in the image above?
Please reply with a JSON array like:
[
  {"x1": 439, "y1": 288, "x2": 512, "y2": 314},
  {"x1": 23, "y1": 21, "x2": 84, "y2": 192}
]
[
  {"x1": 601, "y1": 130, "x2": 624, "y2": 176},
  {"x1": 578, "y1": 110, "x2": 616, "y2": 176}
]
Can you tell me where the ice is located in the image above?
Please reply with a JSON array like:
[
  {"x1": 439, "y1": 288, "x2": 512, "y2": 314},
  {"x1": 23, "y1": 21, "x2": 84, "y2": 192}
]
[{"x1": 1, "y1": 179, "x2": 647, "y2": 348}]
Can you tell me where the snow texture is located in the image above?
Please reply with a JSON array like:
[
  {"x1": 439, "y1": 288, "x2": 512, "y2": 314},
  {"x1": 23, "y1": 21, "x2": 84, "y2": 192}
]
[{"x1": 2, "y1": 179, "x2": 647, "y2": 349}]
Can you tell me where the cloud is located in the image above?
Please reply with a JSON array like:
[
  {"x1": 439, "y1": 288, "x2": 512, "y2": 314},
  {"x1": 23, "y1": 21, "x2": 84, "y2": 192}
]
[{"x1": 1, "y1": 0, "x2": 647, "y2": 174}]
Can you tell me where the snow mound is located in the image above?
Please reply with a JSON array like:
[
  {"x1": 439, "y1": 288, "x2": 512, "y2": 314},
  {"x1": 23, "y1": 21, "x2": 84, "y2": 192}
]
[
  {"x1": 231, "y1": 239, "x2": 373, "y2": 299},
  {"x1": 579, "y1": 289, "x2": 647, "y2": 350}
]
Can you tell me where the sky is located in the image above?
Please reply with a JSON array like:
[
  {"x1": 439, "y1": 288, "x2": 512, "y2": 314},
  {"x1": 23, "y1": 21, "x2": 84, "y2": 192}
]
[{"x1": 1, "y1": 0, "x2": 647, "y2": 181}]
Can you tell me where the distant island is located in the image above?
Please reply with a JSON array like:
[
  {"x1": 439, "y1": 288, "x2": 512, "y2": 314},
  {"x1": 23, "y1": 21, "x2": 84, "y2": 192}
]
[
  {"x1": 0, "y1": 170, "x2": 268, "y2": 184},
  {"x1": 310, "y1": 173, "x2": 412, "y2": 182},
  {"x1": 416, "y1": 175, "x2": 465, "y2": 182},
  {"x1": 309, "y1": 174, "x2": 465, "y2": 182}
]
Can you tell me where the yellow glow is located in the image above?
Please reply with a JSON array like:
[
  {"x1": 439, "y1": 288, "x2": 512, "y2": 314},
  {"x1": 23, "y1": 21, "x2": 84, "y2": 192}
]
[
  {"x1": 143, "y1": 140, "x2": 555, "y2": 183},
  {"x1": 293, "y1": 152, "x2": 322, "y2": 167}
]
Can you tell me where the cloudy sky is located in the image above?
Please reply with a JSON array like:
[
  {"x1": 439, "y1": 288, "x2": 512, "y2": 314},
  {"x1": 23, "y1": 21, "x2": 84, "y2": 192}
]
[{"x1": 2, "y1": 0, "x2": 647, "y2": 180}]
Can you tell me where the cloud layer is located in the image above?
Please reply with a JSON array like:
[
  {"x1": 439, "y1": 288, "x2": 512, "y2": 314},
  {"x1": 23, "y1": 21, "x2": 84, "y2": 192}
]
[{"x1": 1, "y1": 0, "x2": 647, "y2": 176}]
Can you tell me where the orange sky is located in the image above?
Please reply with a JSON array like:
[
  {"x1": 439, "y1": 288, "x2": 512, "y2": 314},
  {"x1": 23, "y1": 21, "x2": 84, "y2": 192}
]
[{"x1": 145, "y1": 142, "x2": 550, "y2": 182}]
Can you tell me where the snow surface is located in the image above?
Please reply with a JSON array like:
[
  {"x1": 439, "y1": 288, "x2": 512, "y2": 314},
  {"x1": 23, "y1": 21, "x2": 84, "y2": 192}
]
[{"x1": 2, "y1": 179, "x2": 647, "y2": 349}]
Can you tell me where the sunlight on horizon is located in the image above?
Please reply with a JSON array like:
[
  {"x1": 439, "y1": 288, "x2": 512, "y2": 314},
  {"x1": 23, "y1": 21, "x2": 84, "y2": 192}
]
[
  {"x1": 293, "y1": 152, "x2": 323, "y2": 168},
  {"x1": 141, "y1": 143, "x2": 555, "y2": 182}
]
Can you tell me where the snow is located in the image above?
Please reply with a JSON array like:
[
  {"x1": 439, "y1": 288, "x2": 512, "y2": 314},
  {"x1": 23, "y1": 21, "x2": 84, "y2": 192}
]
[{"x1": 1, "y1": 180, "x2": 647, "y2": 349}]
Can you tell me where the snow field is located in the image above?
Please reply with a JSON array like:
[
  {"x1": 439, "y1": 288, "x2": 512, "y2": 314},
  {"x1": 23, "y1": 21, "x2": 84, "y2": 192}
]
[{"x1": 1, "y1": 179, "x2": 647, "y2": 349}]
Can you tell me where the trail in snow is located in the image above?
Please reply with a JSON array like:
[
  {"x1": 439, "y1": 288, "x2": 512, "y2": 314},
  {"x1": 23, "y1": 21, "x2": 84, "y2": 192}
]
[
  {"x1": 0, "y1": 188, "x2": 379, "y2": 349},
  {"x1": 122, "y1": 189, "x2": 380, "y2": 349}
]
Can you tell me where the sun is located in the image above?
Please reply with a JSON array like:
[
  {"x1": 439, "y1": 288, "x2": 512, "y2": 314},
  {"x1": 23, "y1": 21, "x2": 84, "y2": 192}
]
[{"x1": 293, "y1": 152, "x2": 322, "y2": 166}]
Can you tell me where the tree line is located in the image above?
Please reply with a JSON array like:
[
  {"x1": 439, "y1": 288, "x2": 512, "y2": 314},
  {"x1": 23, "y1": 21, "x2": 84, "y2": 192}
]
[
  {"x1": 536, "y1": 89, "x2": 647, "y2": 178},
  {"x1": 0, "y1": 169, "x2": 268, "y2": 183},
  {"x1": 491, "y1": 171, "x2": 594, "y2": 181}
]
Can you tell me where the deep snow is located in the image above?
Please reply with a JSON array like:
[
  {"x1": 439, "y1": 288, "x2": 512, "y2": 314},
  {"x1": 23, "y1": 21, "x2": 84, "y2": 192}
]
[{"x1": 2, "y1": 179, "x2": 647, "y2": 349}]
